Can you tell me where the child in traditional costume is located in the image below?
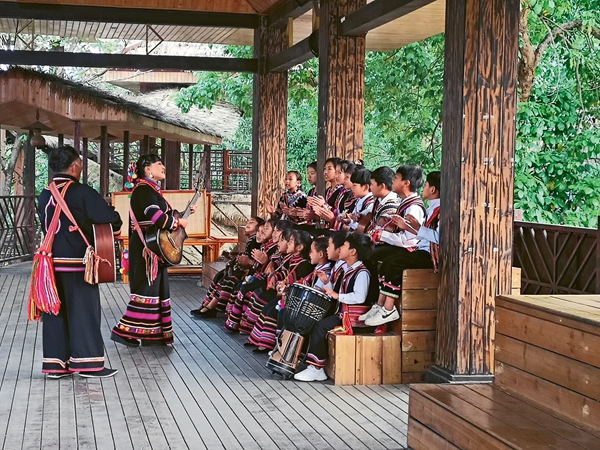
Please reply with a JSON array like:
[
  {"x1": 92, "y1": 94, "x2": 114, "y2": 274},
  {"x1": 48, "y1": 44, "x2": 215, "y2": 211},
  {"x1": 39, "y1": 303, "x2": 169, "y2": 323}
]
[{"x1": 294, "y1": 233, "x2": 373, "y2": 382}]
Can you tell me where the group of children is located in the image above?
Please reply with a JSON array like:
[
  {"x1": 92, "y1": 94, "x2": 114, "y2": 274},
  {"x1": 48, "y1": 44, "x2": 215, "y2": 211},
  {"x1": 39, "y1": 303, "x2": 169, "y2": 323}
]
[{"x1": 191, "y1": 158, "x2": 441, "y2": 382}]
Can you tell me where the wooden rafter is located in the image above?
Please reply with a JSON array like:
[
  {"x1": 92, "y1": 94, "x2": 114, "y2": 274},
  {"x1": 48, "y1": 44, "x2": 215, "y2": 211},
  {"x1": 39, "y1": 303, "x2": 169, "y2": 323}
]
[
  {"x1": 339, "y1": 0, "x2": 437, "y2": 36},
  {"x1": 0, "y1": 50, "x2": 258, "y2": 73},
  {"x1": 0, "y1": 1, "x2": 260, "y2": 28}
]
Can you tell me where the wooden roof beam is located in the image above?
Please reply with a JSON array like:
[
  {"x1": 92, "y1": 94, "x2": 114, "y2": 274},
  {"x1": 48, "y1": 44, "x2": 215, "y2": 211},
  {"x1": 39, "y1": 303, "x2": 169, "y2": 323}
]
[
  {"x1": 0, "y1": 51, "x2": 258, "y2": 73},
  {"x1": 339, "y1": 0, "x2": 437, "y2": 36},
  {"x1": 0, "y1": 1, "x2": 260, "y2": 29},
  {"x1": 267, "y1": 0, "x2": 312, "y2": 29},
  {"x1": 267, "y1": 33, "x2": 318, "y2": 72}
]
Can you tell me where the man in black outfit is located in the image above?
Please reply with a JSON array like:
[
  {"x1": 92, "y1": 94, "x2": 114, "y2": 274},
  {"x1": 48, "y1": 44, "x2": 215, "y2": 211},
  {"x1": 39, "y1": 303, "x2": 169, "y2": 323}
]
[{"x1": 37, "y1": 145, "x2": 122, "y2": 379}]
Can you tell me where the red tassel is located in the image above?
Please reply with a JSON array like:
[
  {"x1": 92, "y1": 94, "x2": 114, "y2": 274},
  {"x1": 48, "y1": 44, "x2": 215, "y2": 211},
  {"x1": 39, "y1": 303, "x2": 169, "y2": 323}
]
[
  {"x1": 143, "y1": 247, "x2": 159, "y2": 285},
  {"x1": 28, "y1": 251, "x2": 61, "y2": 321}
]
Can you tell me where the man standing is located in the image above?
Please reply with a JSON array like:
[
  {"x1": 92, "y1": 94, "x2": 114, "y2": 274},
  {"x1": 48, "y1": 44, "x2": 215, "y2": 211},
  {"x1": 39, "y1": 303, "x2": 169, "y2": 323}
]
[{"x1": 37, "y1": 145, "x2": 122, "y2": 378}]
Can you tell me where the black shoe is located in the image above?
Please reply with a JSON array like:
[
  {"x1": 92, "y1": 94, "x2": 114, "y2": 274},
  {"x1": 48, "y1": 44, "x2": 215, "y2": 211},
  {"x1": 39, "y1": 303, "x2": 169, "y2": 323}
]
[
  {"x1": 111, "y1": 333, "x2": 140, "y2": 348},
  {"x1": 191, "y1": 308, "x2": 217, "y2": 319},
  {"x1": 46, "y1": 372, "x2": 72, "y2": 380},
  {"x1": 141, "y1": 340, "x2": 168, "y2": 347},
  {"x1": 243, "y1": 342, "x2": 256, "y2": 347},
  {"x1": 78, "y1": 368, "x2": 118, "y2": 378}
]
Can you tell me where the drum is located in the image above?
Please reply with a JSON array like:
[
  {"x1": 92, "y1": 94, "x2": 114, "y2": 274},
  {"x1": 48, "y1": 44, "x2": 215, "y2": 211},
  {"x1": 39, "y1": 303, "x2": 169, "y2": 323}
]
[
  {"x1": 266, "y1": 330, "x2": 304, "y2": 379},
  {"x1": 281, "y1": 283, "x2": 333, "y2": 335}
]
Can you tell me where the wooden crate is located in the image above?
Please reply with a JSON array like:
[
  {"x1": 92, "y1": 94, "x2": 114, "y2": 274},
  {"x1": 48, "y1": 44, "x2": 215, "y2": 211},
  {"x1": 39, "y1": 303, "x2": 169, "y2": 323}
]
[
  {"x1": 201, "y1": 261, "x2": 227, "y2": 289},
  {"x1": 325, "y1": 333, "x2": 401, "y2": 385}
]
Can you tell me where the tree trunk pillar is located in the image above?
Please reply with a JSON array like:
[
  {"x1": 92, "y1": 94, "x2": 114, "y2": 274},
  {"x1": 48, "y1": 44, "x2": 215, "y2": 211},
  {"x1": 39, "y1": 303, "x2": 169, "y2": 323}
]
[
  {"x1": 316, "y1": 0, "x2": 366, "y2": 193},
  {"x1": 427, "y1": 0, "x2": 520, "y2": 383},
  {"x1": 122, "y1": 131, "x2": 130, "y2": 184},
  {"x1": 251, "y1": 16, "x2": 288, "y2": 216}
]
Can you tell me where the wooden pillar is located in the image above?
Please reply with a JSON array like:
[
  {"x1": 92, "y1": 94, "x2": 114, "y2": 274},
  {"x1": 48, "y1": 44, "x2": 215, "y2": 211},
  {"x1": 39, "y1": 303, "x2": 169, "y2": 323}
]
[
  {"x1": 99, "y1": 126, "x2": 109, "y2": 198},
  {"x1": 57, "y1": 133, "x2": 64, "y2": 147},
  {"x1": 427, "y1": 0, "x2": 520, "y2": 383},
  {"x1": 149, "y1": 137, "x2": 157, "y2": 156},
  {"x1": 251, "y1": 16, "x2": 289, "y2": 216},
  {"x1": 122, "y1": 131, "x2": 130, "y2": 183},
  {"x1": 163, "y1": 140, "x2": 181, "y2": 190},
  {"x1": 73, "y1": 122, "x2": 81, "y2": 154},
  {"x1": 203, "y1": 144, "x2": 211, "y2": 192},
  {"x1": 316, "y1": 0, "x2": 366, "y2": 194},
  {"x1": 82, "y1": 137, "x2": 89, "y2": 185},
  {"x1": 140, "y1": 135, "x2": 150, "y2": 156},
  {"x1": 188, "y1": 143, "x2": 194, "y2": 189},
  {"x1": 24, "y1": 131, "x2": 36, "y2": 196}
]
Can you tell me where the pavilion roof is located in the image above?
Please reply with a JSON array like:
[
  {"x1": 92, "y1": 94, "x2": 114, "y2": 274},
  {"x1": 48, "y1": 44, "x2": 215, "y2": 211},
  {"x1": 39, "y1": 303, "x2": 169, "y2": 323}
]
[
  {"x1": 0, "y1": 67, "x2": 229, "y2": 145},
  {"x1": 0, "y1": 0, "x2": 445, "y2": 52}
]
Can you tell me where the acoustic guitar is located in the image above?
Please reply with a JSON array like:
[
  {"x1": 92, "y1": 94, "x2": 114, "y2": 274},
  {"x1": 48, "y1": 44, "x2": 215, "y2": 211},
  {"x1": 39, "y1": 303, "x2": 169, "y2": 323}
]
[
  {"x1": 92, "y1": 223, "x2": 117, "y2": 283},
  {"x1": 145, "y1": 171, "x2": 202, "y2": 266}
]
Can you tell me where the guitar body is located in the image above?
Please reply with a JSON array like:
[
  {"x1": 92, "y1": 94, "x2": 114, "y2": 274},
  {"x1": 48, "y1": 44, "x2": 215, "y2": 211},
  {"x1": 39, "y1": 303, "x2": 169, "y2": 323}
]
[
  {"x1": 92, "y1": 223, "x2": 116, "y2": 283},
  {"x1": 354, "y1": 212, "x2": 373, "y2": 234},
  {"x1": 145, "y1": 210, "x2": 188, "y2": 266}
]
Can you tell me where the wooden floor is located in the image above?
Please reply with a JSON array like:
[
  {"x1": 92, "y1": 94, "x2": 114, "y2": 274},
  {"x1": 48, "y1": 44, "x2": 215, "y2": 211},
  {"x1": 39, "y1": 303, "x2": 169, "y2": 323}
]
[{"x1": 0, "y1": 265, "x2": 409, "y2": 450}]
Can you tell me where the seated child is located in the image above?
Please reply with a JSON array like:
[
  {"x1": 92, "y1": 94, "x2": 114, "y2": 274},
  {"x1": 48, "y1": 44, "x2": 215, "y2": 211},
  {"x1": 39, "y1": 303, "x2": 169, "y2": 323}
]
[
  {"x1": 238, "y1": 220, "x2": 294, "y2": 334},
  {"x1": 266, "y1": 171, "x2": 307, "y2": 224},
  {"x1": 294, "y1": 233, "x2": 373, "y2": 382},
  {"x1": 247, "y1": 229, "x2": 313, "y2": 352},
  {"x1": 190, "y1": 216, "x2": 263, "y2": 318},
  {"x1": 312, "y1": 160, "x2": 356, "y2": 227},
  {"x1": 296, "y1": 236, "x2": 332, "y2": 290},
  {"x1": 296, "y1": 161, "x2": 319, "y2": 232},
  {"x1": 362, "y1": 171, "x2": 441, "y2": 326},
  {"x1": 306, "y1": 157, "x2": 344, "y2": 228},
  {"x1": 338, "y1": 168, "x2": 375, "y2": 231}
]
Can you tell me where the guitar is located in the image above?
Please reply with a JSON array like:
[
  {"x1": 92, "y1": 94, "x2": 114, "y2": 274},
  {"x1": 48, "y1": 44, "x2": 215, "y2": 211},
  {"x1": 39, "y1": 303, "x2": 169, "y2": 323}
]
[
  {"x1": 145, "y1": 170, "x2": 202, "y2": 266},
  {"x1": 92, "y1": 223, "x2": 116, "y2": 283}
]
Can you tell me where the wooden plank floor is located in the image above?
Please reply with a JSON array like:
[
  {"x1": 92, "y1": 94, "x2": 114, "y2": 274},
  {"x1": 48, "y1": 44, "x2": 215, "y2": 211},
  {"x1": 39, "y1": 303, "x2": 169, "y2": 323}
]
[{"x1": 0, "y1": 267, "x2": 409, "y2": 450}]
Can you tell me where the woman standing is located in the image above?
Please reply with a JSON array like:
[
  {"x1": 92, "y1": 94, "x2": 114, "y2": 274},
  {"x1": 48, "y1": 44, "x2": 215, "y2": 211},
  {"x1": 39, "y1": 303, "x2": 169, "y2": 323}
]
[{"x1": 111, "y1": 154, "x2": 195, "y2": 347}]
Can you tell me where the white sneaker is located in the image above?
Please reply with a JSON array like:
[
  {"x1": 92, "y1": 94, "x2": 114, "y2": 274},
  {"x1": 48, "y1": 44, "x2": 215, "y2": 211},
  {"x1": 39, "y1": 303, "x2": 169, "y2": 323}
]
[
  {"x1": 294, "y1": 365, "x2": 328, "y2": 382},
  {"x1": 364, "y1": 306, "x2": 400, "y2": 326},
  {"x1": 358, "y1": 304, "x2": 381, "y2": 322}
]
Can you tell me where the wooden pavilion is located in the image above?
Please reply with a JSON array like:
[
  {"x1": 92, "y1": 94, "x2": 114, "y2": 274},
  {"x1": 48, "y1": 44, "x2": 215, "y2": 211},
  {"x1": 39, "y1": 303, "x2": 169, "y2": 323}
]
[{"x1": 7, "y1": 0, "x2": 589, "y2": 448}]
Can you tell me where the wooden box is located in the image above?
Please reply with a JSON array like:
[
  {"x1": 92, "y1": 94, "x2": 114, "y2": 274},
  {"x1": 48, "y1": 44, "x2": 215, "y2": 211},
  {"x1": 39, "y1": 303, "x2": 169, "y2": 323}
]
[{"x1": 325, "y1": 333, "x2": 401, "y2": 385}]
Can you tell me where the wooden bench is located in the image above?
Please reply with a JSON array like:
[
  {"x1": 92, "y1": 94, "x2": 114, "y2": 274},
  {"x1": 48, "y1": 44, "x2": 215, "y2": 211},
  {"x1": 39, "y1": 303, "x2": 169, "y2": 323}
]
[
  {"x1": 408, "y1": 294, "x2": 600, "y2": 449},
  {"x1": 325, "y1": 268, "x2": 521, "y2": 386}
]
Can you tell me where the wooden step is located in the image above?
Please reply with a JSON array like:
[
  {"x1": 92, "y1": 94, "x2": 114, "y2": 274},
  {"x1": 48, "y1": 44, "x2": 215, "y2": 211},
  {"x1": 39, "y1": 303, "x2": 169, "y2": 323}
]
[{"x1": 409, "y1": 384, "x2": 600, "y2": 450}]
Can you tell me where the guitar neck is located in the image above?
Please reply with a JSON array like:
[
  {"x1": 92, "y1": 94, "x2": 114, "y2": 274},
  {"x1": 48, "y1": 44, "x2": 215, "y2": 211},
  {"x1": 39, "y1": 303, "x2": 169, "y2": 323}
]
[{"x1": 181, "y1": 190, "x2": 202, "y2": 219}]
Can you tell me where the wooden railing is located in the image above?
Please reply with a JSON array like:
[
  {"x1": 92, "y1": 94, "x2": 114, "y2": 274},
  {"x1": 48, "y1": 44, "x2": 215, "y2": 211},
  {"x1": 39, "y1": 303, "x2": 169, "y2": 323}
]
[
  {"x1": 0, "y1": 195, "x2": 39, "y2": 265},
  {"x1": 513, "y1": 220, "x2": 600, "y2": 295}
]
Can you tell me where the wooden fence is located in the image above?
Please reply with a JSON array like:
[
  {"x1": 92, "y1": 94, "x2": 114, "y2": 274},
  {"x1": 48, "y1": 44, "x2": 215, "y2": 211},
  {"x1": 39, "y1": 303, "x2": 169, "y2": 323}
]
[
  {"x1": 513, "y1": 220, "x2": 600, "y2": 295},
  {"x1": 0, "y1": 195, "x2": 38, "y2": 264}
]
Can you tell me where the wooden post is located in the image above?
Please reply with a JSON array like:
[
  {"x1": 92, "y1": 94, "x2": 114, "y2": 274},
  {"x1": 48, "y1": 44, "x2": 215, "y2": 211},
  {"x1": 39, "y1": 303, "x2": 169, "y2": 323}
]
[
  {"x1": 163, "y1": 140, "x2": 181, "y2": 190},
  {"x1": 596, "y1": 216, "x2": 600, "y2": 294},
  {"x1": 24, "y1": 130, "x2": 36, "y2": 253},
  {"x1": 82, "y1": 137, "x2": 89, "y2": 185},
  {"x1": 223, "y1": 150, "x2": 231, "y2": 191},
  {"x1": 316, "y1": 0, "x2": 366, "y2": 194},
  {"x1": 122, "y1": 130, "x2": 130, "y2": 184},
  {"x1": 140, "y1": 135, "x2": 150, "y2": 156},
  {"x1": 203, "y1": 144, "x2": 211, "y2": 192},
  {"x1": 57, "y1": 133, "x2": 64, "y2": 147},
  {"x1": 427, "y1": 0, "x2": 520, "y2": 383},
  {"x1": 251, "y1": 16, "x2": 289, "y2": 216},
  {"x1": 188, "y1": 144, "x2": 194, "y2": 189},
  {"x1": 73, "y1": 122, "x2": 81, "y2": 154},
  {"x1": 24, "y1": 130, "x2": 36, "y2": 196},
  {"x1": 99, "y1": 126, "x2": 109, "y2": 198}
]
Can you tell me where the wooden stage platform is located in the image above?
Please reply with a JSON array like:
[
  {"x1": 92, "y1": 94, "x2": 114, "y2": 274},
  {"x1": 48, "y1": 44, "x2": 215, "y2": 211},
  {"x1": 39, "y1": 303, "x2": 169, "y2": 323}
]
[{"x1": 0, "y1": 266, "x2": 410, "y2": 450}]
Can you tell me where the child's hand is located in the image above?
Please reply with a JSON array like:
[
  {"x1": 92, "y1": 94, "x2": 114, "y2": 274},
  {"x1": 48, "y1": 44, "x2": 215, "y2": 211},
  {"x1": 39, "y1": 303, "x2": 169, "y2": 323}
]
[
  {"x1": 307, "y1": 196, "x2": 325, "y2": 208},
  {"x1": 276, "y1": 280, "x2": 286, "y2": 293},
  {"x1": 404, "y1": 214, "x2": 421, "y2": 232},
  {"x1": 267, "y1": 276, "x2": 276, "y2": 290},
  {"x1": 391, "y1": 215, "x2": 411, "y2": 230},
  {"x1": 237, "y1": 255, "x2": 252, "y2": 266},
  {"x1": 251, "y1": 249, "x2": 268, "y2": 264},
  {"x1": 265, "y1": 200, "x2": 275, "y2": 215},
  {"x1": 317, "y1": 208, "x2": 335, "y2": 222},
  {"x1": 315, "y1": 270, "x2": 329, "y2": 284},
  {"x1": 323, "y1": 287, "x2": 339, "y2": 299}
]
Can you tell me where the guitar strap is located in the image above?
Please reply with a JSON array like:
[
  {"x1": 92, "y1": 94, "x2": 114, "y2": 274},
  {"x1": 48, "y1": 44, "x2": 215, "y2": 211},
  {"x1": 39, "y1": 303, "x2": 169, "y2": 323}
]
[{"x1": 48, "y1": 182, "x2": 111, "y2": 285}]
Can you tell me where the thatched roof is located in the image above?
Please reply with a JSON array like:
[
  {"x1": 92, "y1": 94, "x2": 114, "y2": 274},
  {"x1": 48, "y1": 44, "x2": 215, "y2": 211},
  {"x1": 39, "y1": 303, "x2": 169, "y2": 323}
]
[{"x1": 0, "y1": 67, "x2": 228, "y2": 139}]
